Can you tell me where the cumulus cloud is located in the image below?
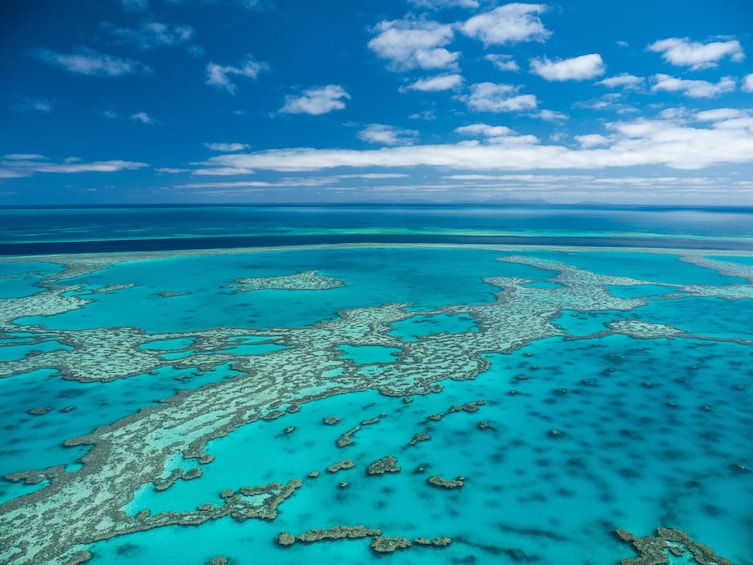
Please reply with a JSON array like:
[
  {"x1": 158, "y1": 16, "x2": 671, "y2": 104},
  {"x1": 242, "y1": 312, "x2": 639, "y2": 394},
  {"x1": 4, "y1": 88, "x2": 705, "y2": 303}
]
[
  {"x1": 651, "y1": 74, "x2": 736, "y2": 98},
  {"x1": 484, "y1": 54, "x2": 520, "y2": 72},
  {"x1": 402, "y1": 73, "x2": 464, "y2": 92},
  {"x1": 280, "y1": 85, "x2": 350, "y2": 115},
  {"x1": 598, "y1": 73, "x2": 644, "y2": 89},
  {"x1": 537, "y1": 109, "x2": 568, "y2": 121},
  {"x1": 464, "y1": 82, "x2": 537, "y2": 112},
  {"x1": 460, "y1": 4, "x2": 550, "y2": 46},
  {"x1": 368, "y1": 18, "x2": 459, "y2": 71},
  {"x1": 205, "y1": 55, "x2": 268, "y2": 94},
  {"x1": 36, "y1": 48, "x2": 145, "y2": 77},
  {"x1": 357, "y1": 124, "x2": 419, "y2": 145},
  {"x1": 111, "y1": 21, "x2": 194, "y2": 49},
  {"x1": 743, "y1": 73, "x2": 753, "y2": 93},
  {"x1": 530, "y1": 54, "x2": 605, "y2": 81},
  {"x1": 575, "y1": 134, "x2": 610, "y2": 148},
  {"x1": 204, "y1": 143, "x2": 251, "y2": 152},
  {"x1": 648, "y1": 37, "x2": 745, "y2": 70}
]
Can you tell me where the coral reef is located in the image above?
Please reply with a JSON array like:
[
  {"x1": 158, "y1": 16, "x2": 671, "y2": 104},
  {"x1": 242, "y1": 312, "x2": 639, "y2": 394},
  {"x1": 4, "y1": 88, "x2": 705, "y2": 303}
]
[
  {"x1": 370, "y1": 536, "x2": 412, "y2": 554},
  {"x1": 366, "y1": 456, "x2": 400, "y2": 475},
  {"x1": 614, "y1": 528, "x2": 735, "y2": 565},
  {"x1": 427, "y1": 475, "x2": 465, "y2": 489},
  {"x1": 326, "y1": 460, "x2": 355, "y2": 473}
]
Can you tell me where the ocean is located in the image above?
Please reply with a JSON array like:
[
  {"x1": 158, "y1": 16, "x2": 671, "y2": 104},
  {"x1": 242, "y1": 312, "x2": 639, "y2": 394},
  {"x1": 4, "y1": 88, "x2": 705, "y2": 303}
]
[{"x1": 0, "y1": 205, "x2": 751, "y2": 564}]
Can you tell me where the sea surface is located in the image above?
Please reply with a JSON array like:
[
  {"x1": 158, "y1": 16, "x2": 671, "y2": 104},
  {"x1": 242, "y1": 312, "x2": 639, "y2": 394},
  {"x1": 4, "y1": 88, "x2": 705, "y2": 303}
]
[{"x1": 0, "y1": 205, "x2": 751, "y2": 564}]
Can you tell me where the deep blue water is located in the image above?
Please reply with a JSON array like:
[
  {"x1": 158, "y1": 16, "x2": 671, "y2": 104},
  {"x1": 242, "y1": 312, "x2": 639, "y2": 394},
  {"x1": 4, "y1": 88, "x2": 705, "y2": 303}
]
[{"x1": 2, "y1": 205, "x2": 753, "y2": 254}]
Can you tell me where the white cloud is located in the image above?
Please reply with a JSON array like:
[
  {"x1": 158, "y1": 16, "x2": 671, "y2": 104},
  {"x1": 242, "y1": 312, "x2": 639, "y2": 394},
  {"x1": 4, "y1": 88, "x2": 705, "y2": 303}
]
[
  {"x1": 460, "y1": 4, "x2": 550, "y2": 46},
  {"x1": 695, "y1": 108, "x2": 747, "y2": 122},
  {"x1": 409, "y1": 110, "x2": 437, "y2": 120},
  {"x1": 368, "y1": 18, "x2": 458, "y2": 71},
  {"x1": 112, "y1": 22, "x2": 194, "y2": 49},
  {"x1": 192, "y1": 110, "x2": 753, "y2": 174},
  {"x1": 204, "y1": 143, "x2": 251, "y2": 152},
  {"x1": 575, "y1": 134, "x2": 610, "y2": 148},
  {"x1": 651, "y1": 74, "x2": 736, "y2": 98},
  {"x1": 463, "y1": 82, "x2": 537, "y2": 112},
  {"x1": 530, "y1": 54, "x2": 605, "y2": 81},
  {"x1": 1, "y1": 156, "x2": 148, "y2": 177},
  {"x1": 743, "y1": 73, "x2": 753, "y2": 93},
  {"x1": 598, "y1": 73, "x2": 644, "y2": 89},
  {"x1": 36, "y1": 49, "x2": 144, "y2": 77},
  {"x1": 537, "y1": 109, "x2": 568, "y2": 121},
  {"x1": 131, "y1": 112, "x2": 157, "y2": 125},
  {"x1": 156, "y1": 167, "x2": 189, "y2": 174},
  {"x1": 280, "y1": 85, "x2": 350, "y2": 115},
  {"x1": 402, "y1": 73, "x2": 463, "y2": 92},
  {"x1": 408, "y1": 0, "x2": 479, "y2": 8},
  {"x1": 357, "y1": 124, "x2": 419, "y2": 145},
  {"x1": 648, "y1": 37, "x2": 745, "y2": 70},
  {"x1": 455, "y1": 123, "x2": 526, "y2": 144},
  {"x1": 3, "y1": 154, "x2": 46, "y2": 160},
  {"x1": 466, "y1": 90, "x2": 519, "y2": 115},
  {"x1": 205, "y1": 55, "x2": 268, "y2": 94},
  {"x1": 484, "y1": 54, "x2": 520, "y2": 72}
]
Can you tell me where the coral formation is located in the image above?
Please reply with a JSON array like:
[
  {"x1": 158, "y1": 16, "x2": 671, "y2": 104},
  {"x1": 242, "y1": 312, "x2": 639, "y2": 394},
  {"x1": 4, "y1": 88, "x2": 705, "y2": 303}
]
[
  {"x1": 614, "y1": 528, "x2": 735, "y2": 565},
  {"x1": 366, "y1": 456, "x2": 400, "y2": 475}
]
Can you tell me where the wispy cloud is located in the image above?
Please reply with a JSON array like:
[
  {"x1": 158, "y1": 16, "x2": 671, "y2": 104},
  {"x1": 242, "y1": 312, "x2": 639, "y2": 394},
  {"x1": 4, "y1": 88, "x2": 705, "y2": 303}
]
[
  {"x1": 14, "y1": 97, "x2": 53, "y2": 113},
  {"x1": 484, "y1": 54, "x2": 520, "y2": 72},
  {"x1": 35, "y1": 48, "x2": 146, "y2": 77},
  {"x1": 205, "y1": 55, "x2": 268, "y2": 94},
  {"x1": 402, "y1": 73, "x2": 463, "y2": 92},
  {"x1": 598, "y1": 73, "x2": 645, "y2": 89},
  {"x1": 463, "y1": 82, "x2": 537, "y2": 112},
  {"x1": 204, "y1": 143, "x2": 251, "y2": 152},
  {"x1": 131, "y1": 112, "x2": 157, "y2": 125},
  {"x1": 357, "y1": 124, "x2": 419, "y2": 145},
  {"x1": 408, "y1": 0, "x2": 479, "y2": 8},
  {"x1": 460, "y1": 4, "x2": 550, "y2": 46},
  {"x1": 111, "y1": 21, "x2": 194, "y2": 49},
  {"x1": 530, "y1": 54, "x2": 605, "y2": 81},
  {"x1": 648, "y1": 37, "x2": 745, "y2": 70},
  {"x1": 117, "y1": 0, "x2": 148, "y2": 11},
  {"x1": 192, "y1": 109, "x2": 753, "y2": 174},
  {"x1": 280, "y1": 85, "x2": 350, "y2": 115},
  {"x1": 1, "y1": 155, "x2": 148, "y2": 177},
  {"x1": 368, "y1": 18, "x2": 458, "y2": 72},
  {"x1": 651, "y1": 74, "x2": 736, "y2": 98}
]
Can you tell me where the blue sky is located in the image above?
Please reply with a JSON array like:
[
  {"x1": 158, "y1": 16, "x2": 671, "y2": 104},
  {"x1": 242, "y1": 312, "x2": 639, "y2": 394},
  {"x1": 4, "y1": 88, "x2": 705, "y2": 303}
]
[{"x1": 2, "y1": 0, "x2": 753, "y2": 205}]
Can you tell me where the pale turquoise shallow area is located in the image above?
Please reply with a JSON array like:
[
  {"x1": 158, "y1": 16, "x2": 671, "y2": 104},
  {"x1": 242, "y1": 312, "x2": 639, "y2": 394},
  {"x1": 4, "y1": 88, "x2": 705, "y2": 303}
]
[
  {"x1": 0, "y1": 363, "x2": 242, "y2": 481},
  {"x1": 17, "y1": 248, "x2": 553, "y2": 333},
  {"x1": 0, "y1": 262, "x2": 62, "y2": 299},
  {"x1": 1, "y1": 244, "x2": 752, "y2": 564}
]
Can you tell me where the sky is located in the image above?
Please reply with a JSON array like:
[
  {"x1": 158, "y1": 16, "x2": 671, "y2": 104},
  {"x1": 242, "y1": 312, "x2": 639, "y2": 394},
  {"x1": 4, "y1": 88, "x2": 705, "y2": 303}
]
[{"x1": 2, "y1": 0, "x2": 753, "y2": 205}]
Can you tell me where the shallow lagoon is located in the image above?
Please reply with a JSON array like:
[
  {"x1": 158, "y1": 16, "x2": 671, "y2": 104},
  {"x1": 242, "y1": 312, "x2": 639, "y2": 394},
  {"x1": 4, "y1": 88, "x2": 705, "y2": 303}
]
[{"x1": 1, "y1": 230, "x2": 752, "y2": 564}]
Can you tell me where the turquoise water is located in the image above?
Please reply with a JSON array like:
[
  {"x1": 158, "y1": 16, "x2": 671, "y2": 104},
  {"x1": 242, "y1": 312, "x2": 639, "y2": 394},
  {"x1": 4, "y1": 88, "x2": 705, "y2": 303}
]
[
  {"x1": 17, "y1": 248, "x2": 552, "y2": 332},
  {"x1": 1, "y1": 207, "x2": 753, "y2": 564}
]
